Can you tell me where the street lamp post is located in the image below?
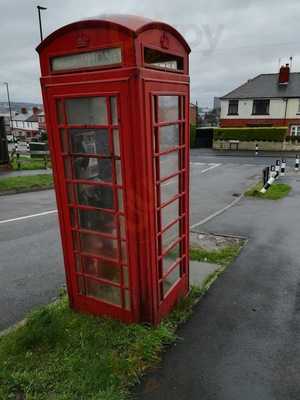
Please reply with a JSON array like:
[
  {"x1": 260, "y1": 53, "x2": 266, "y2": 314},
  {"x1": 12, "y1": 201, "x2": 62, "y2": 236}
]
[
  {"x1": 3, "y1": 82, "x2": 14, "y2": 143},
  {"x1": 37, "y1": 5, "x2": 47, "y2": 42}
]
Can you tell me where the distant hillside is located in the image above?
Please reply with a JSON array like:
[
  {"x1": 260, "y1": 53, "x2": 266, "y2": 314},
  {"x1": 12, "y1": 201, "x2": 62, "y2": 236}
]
[{"x1": 0, "y1": 101, "x2": 43, "y2": 114}]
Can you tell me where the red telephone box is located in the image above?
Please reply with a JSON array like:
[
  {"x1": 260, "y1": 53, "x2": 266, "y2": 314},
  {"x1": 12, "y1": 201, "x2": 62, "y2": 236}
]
[{"x1": 37, "y1": 14, "x2": 191, "y2": 324}]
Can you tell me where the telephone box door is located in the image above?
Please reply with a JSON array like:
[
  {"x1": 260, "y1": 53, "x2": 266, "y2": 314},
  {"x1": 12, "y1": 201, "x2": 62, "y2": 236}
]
[
  {"x1": 44, "y1": 80, "x2": 137, "y2": 323},
  {"x1": 145, "y1": 81, "x2": 190, "y2": 321}
]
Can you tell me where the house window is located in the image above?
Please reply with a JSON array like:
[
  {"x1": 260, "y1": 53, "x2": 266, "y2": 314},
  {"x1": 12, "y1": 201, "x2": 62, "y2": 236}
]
[
  {"x1": 252, "y1": 99, "x2": 270, "y2": 115},
  {"x1": 228, "y1": 100, "x2": 239, "y2": 115},
  {"x1": 297, "y1": 99, "x2": 300, "y2": 114},
  {"x1": 290, "y1": 125, "x2": 300, "y2": 136}
]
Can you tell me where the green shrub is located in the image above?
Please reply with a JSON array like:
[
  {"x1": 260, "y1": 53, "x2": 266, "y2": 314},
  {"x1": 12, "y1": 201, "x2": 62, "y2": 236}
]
[
  {"x1": 214, "y1": 127, "x2": 287, "y2": 142},
  {"x1": 190, "y1": 124, "x2": 197, "y2": 147}
]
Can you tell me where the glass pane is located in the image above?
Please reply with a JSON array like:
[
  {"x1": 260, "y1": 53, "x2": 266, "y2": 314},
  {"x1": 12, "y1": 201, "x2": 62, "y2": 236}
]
[
  {"x1": 158, "y1": 96, "x2": 179, "y2": 122},
  {"x1": 77, "y1": 184, "x2": 114, "y2": 209},
  {"x1": 70, "y1": 128, "x2": 110, "y2": 155},
  {"x1": 60, "y1": 129, "x2": 68, "y2": 153},
  {"x1": 56, "y1": 100, "x2": 65, "y2": 124},
  {"x1": 144, "y1": 48, "x2": 183, "y2": 71},
  {"x1": 69, "y1": 208, "x2": 76, "y2": 227},
  {"x1": 67, "y1": 184, "x2": 75, "y2": 203},
  {"x1": 110, "y1": 97, "x2": 118, "y2": 125},
  {"x1": 159, "y1": 151, "x2": 179, "y2": 178},
  {"x1": 162, "y1": 222, "x2": 180, "y2": 249},
  {"x1": 159, "y1": 125, "x2": 179, "y2": 151},
  {"x1": 121, "y1": 241, "x2": 128, "y2": 263},
  {"x1": 78, "y1": 209, "x2": 115, "y2": 233},
  {"x1": 162, "y1": 243, "x2": 180, "y2": 272},
  {"x1": 52, "y1": 48, "x2": 122, "y2": 72},
  {"x1": 65, "y1": 97, "x2": 107, "y2": 125},
  {"x1": 81, "y1": 256, "x2": 121, "y2": 283},
  {"x1": 113, "y1": 129, "x2": 120, "y2": 156},
  {"x1": 64, "y1": 157, "x2": 73, "y2": 179},
  {"x1": 161, "y1": 199, "x2": 179, "y2": 228},
  {"x1": 118, "y1": 189, "x2": 124, "y2": 211},
  {"x1": 124, "y1": 290, "x2": 131, "y2": 310},
  {"x1": 74, "y1": 157, "x2": 112, "y2": 182},
  {"x1": 123, "y1": 267, "x2": 129, "y2": 287},
  {"x1": 79, "y1": 232, "x2": 118, "y2": 259},
  {"x1": 115, "y1": 160, "x2": 122, "y2": 185},
  {"x1": 119, "y1": 215, "x2": 126, "y2": 239},
  {"x1": 160, "y1": 175, "x2": 179, "y2": 204},
  {"x1": 163, "y1": 266, "x2": 180, "y2": 295},
  {"x1": 81, "y1": 277, "x2": 122, "y2": 306}
]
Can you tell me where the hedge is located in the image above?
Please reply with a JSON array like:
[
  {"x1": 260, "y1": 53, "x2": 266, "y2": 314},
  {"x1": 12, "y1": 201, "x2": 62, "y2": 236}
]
[
  {"x1": 190, "y1": 124, "x2": 197, "y2": 147},
  {"x1": 214, "y1": 127, "x2": 287, "y2": 142}
]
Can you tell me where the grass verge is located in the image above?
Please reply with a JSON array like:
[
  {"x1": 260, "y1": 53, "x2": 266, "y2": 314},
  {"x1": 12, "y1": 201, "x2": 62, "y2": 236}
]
[
  {"x1": 0, "y1": 244, "x2": 242, "y2": 399},
  {"x1": 245, "y1": 181, "x2": 291, "y2": 200},
  {"x1": 11, "y1": 156, "x2": 51, "y2": 171},
  {"x1": 0, "y1": 174, "x2": 53, "y2": 193},
  {"x1": 189, "y1": 244, "x2": 242, "y2": 266}
]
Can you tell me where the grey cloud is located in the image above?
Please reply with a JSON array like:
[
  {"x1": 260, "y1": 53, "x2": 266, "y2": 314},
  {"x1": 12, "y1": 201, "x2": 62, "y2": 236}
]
[{"x1": 0, "y1": 0, "x2": 299, "y2": 107}]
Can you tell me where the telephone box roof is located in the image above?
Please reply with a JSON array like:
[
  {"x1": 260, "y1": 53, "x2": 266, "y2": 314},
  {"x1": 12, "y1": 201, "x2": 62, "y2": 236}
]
[{"x1": 36, "y1": 14, "x2": 191, "y2": 53}]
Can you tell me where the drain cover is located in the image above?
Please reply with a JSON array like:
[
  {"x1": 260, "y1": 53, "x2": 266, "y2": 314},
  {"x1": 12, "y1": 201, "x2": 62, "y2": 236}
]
[{"x1": 232, "y1": 193, "x2": 241, "y2": 197}]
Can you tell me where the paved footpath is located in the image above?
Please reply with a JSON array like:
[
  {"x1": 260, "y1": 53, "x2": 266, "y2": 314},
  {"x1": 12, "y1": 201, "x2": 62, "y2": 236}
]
[
  {"x1": 0, "y1": 169, "x2": 52, "y2": 179},
  {"x1": 135, "y1": 176, "x2": 300, "y2": 400}
]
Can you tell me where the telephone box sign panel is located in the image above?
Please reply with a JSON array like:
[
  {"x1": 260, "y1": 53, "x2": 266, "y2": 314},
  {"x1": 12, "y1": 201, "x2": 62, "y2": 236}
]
[
  {"x1": 37, "y1": 14, "x2": 190, "y2": 325},
  {"x1": 52, "y1": 48, "x2": 122, "y2": 72}
]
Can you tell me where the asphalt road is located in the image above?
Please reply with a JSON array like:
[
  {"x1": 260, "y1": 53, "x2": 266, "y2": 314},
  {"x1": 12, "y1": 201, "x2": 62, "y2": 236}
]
[
  {"x1": 0, "y1": 150, "x2": 273, "y2": 330},
  {"x1": 135, "y1": 175, "x2": 300, "y2": 400}
]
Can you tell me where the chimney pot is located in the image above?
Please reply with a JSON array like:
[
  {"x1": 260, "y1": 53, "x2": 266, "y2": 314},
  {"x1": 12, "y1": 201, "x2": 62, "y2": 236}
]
[{"x1": 278, "y1": 64, "x2": 290, "y2": 85}]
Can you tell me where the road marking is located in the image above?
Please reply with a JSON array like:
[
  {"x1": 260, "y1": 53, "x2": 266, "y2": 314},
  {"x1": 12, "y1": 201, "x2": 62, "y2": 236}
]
[
  {"x1": 191, "y1": 162, "x2": 206, "y2": 166},
  {"x1": 190, "y1": 193, "x2": 244, "y2": 229},
  {"x1": 0, "y1": 210, "x2": 57, "y2": 225},
  {"x1": 199, "y1": 163, "x2": 221, "y2": 174}
]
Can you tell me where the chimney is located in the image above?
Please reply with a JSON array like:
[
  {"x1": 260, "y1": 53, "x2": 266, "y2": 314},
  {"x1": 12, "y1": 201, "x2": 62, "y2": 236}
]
[
  {"x1": 278, "y1": 64, "x2": 290, "y2": 85},
  {"x1": 21, "y1": 107, "x2": 28, "y2": 114},
  {"x1": 32, "y1": 107, "x2": 40, "y2": 115}
]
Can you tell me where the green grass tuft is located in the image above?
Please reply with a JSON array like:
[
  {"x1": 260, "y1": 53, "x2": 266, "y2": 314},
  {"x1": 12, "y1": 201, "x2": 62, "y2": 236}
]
[
  {"x1": 11, "y1": 156, "x2": 51, "y2": 171},
  {"x1": 189, "y1": 244, "x2": 242, "y2": 266},
  {"x1": 0, "y1": 174, "x2": 53, "y2": 193},
  {"x1": 0, "y1": 244, "x2": 242, "y2": 399},
  {"x1": 245, "y1": 181, "x2": 291, "y2": 200}
]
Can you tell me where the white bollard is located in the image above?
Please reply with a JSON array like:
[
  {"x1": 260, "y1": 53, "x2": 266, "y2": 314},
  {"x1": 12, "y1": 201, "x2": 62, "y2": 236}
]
[
  {"x1": 270, "y1": 165, "x2": 276, "y2": 178},
  {"x1": 280, "y1": 159, "x2": 286, "y2": 176},
  {"x1": 260, "y1": 174, "x2": 276, "y2": 193},
  {"x1": 295, "y1": 155, "x2": 299, "y2": 171},
  {"x1": 26, "y1": 143, "x2": 30, "y2": 153},
  {"x1": 255, "y1": 143, "x2": 259, "y2": 156},
  {"x1": 275, "y1": 160, "x2": 281, "y2": 178}
]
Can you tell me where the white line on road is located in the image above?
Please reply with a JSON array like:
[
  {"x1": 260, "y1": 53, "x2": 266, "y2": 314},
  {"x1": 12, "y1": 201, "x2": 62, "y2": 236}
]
[
  {"x1": 199, "y1": 163, "x2": 221, "y2": 174},
  {"x1": 0, "y1": 210, "x2": 57, "y2": 225},
  {"x1": 190, "y1": 193, "x2": 244, "y2": 230}
]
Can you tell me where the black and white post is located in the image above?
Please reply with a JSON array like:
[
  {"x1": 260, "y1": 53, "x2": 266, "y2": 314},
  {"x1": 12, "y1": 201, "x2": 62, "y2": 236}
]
[
  {"x1": 260, "y1": 173, "x2": 276, "y2": 194},
  {"x1": 280, "y1": 159, "x2": 286, "y2": 176},
  {"x1": 295, "y1": 155, "x2": 299, "y2": 171},
  {"x1": 255, "y1": 143, "x2": 259, "y2": 156},
  {"x1": 263, "y1": 166, "x2": 270, "y2": 186},
  {"x1": 270, "y1": 165, "x2": 276, "y2": 178},
  {"x1": 275, "y1": 160, "x2": 281, "y2": 177}
]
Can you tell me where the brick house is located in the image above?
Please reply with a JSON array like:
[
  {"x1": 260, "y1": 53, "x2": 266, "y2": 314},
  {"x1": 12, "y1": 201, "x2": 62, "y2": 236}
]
[
  {"x1": 220, "y1": 64, "x2": 300, "y2": 136},
  {"x1": 11, "y1": 107, "x2": 42, "y2": 141}
]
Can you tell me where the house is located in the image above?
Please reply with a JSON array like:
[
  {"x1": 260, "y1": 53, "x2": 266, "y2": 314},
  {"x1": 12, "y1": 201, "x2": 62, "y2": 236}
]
[
  {"x1": 220, "y1": 64, "x2": 300, "y2": 136},
  {"x1": 190, "y1": 103, "x2": 198, "y2": 125},
  {"x1": 11, "y1": 107, "x2": 42, "y2": 141}
]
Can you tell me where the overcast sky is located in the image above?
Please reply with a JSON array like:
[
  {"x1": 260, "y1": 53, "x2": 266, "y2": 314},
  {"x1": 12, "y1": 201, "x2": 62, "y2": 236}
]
[{"x1": 0, "y1": 0, "x2": 299, "y2": 108}]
